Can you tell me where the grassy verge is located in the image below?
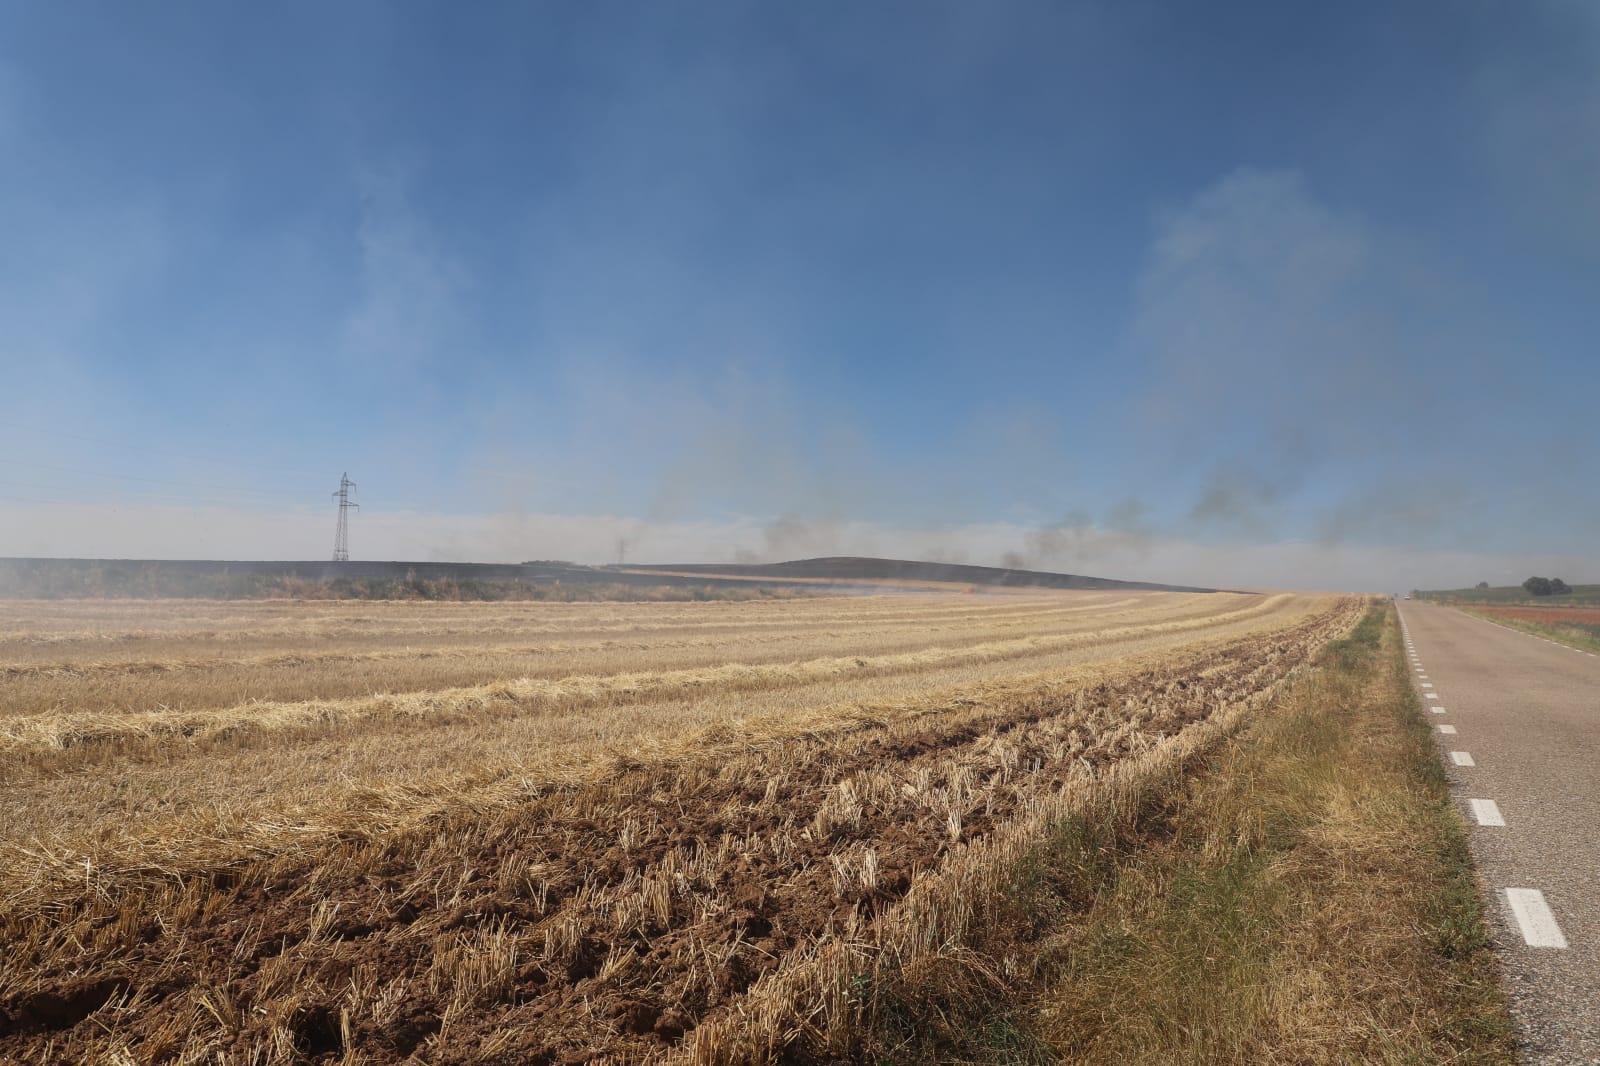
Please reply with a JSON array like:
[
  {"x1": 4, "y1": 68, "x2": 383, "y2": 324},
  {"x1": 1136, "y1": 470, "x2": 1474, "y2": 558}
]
[
  {"x1": 863, "y1": 602, "x2": 1515, "y2": 1064},
  {"x1": 1461, "y1": 607, "x2": 1600, "y2": 654}
]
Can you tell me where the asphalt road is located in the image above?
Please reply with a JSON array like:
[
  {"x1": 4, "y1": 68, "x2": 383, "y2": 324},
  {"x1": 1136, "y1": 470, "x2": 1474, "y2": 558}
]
[{"x1": 1396, "y1": 600, "x2": 1600, "y2": 1064}]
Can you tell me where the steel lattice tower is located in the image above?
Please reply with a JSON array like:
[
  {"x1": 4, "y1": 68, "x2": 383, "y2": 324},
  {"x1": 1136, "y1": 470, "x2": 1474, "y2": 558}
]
[{"x1": 331, "y1": 472, "x2": 358, "y2": 562}]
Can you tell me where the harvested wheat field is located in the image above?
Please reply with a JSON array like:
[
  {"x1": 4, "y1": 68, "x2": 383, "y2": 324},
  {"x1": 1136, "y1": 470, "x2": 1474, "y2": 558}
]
[{"x1": 0, "y1": 588, "x2": 1361, "y2": 1063}]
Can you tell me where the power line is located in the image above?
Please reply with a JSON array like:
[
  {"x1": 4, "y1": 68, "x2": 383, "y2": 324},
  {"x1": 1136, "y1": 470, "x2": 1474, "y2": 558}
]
[
  {"x1": 0, "y1": 419, "x2": 330, "y2": 481},
  {"x1": 332, "y1": 473, "x2": 358, "y2": 562},
  {"x1": 0, "y1": 478, "x2": 287, "y2": 511},
  {"x1": 0, "y1": 492, "x2": 81, "y2": 506},
  {"x1": 8, "y1": 460, "x2": 298, "y2": 499},
  {"x1": 0, "y1": 473, "x2": 303, "y2": 508},
  {"x1": 0, "y1": 421, "x2": 563, "y2": 509}
]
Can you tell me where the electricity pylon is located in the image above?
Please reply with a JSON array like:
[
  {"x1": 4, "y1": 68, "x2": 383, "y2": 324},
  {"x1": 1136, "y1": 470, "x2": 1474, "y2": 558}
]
[{"x1": 332, "y1": 473, "x2": 358, "y2": 562}]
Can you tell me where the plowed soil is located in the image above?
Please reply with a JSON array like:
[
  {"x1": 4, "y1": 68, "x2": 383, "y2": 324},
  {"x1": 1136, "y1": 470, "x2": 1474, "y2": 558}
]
[{"x1": 1476, "y1": 605, "x2": 1600, "y2": 625}]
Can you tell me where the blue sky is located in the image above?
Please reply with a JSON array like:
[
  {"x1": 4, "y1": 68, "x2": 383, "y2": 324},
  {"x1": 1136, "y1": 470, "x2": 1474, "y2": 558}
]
[{"x1": 1, "y1": 1, "x2": 1596, "y2": 589}]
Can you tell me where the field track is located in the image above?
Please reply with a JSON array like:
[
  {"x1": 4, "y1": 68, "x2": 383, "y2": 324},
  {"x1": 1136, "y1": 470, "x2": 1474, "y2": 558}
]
[{"x1": 0, "y1": 590, "x2": 1359, "y2": 1063}]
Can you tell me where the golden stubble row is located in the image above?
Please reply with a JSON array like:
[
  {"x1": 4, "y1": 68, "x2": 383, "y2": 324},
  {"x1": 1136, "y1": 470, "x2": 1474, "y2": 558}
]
[
  {"x1": 0, "y1": 594, "x2": 1332, "y2": 916},
  {"x1": 0, "y1": 593, "x2": 1296, "y2": 754},
  {"x1": 0, "y1": 590, "x2": 1153, "y2": 647},
  {"x1": 0, "y1": 594, "x2": 1237, "y2": 717}
]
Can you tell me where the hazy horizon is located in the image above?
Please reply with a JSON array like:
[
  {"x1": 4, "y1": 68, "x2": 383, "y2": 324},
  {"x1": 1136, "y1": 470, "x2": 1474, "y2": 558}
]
[{"x1": 3, "y1": 2, "x2": 1597, "y2": 593}]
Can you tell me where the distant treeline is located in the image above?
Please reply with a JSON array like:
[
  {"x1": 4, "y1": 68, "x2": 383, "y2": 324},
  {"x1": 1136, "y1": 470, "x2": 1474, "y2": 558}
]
[{"x1": 1414, "y1": 582, "x2": 1600, "y2": 607}]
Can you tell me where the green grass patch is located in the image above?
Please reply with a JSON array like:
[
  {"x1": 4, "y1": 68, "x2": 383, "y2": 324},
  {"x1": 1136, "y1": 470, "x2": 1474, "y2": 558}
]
[{"x1": 1463, "y1": 608, "x2": 1600, "y2": 654}]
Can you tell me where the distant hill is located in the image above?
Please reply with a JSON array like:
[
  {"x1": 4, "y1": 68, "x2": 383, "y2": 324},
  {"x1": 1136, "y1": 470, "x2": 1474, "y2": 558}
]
[{"x1": 616, "y1": 556, "x2": 1215, "y2": 593}]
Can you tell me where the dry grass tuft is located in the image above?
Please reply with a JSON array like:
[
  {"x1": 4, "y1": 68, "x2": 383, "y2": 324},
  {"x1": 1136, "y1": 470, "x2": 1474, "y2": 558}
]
[{"x1": 1027, "y1": 604, "x2": 1516, "y2": 1065}]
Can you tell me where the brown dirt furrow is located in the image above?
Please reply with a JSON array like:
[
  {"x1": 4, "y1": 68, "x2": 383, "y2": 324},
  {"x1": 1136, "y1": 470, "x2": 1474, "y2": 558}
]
[
  {"x1": 0, "y1": 598, "x2": 1359, "y2": 1064},
  {"x1": 1474, "y1": 604, "x2": 1600, "y2": 625}
]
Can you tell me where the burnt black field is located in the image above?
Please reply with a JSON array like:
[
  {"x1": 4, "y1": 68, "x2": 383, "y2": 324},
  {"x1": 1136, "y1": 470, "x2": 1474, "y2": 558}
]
[{"x1": 0, "y1": 555, "x2": 1213, "y2": 599}]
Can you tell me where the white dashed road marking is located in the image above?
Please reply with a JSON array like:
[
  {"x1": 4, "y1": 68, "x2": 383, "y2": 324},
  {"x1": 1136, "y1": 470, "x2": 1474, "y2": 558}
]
[
  {"x1": 1451, "y1": 751, "x2": 1475, "y2": 766},
  {"x1": 1471, "y1": 799, "x2": 1506, "y2": 826},
  {"x1": 1431, "y1": 707, "x2": 1447, "y2": 714},
  {"x1": 1505, "y1": 889, "x2": 1569, "y2": 949},
  {"x1": 1426, "y1": 693, "x2": 1440, "y2": 700},
  {"x1": 1438, "y1": 724, "x2": 1457, "y2": 734},
  {"x1": 1422, "y1": 682, "x2": 1434, "y2": 688}
]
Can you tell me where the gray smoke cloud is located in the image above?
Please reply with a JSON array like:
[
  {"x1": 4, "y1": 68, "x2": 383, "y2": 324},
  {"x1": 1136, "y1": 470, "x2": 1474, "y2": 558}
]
[
  {"x1": 1000, "y1": 500, "x2": 1154, "y2": 572},
  {"x1": 1186, "y1": 466, "x2": 1290, "y2": 536},
  {"x1": 4, "y1": 4, "x2": 1599, "y2": 595}
]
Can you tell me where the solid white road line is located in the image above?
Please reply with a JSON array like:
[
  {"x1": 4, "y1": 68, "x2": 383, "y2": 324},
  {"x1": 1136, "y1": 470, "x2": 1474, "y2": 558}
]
[
  {"x1": 1450, "y1": 751, "x2": 1475, "y2": 766},
  {"x1": 1470, "y1": 799, "x2": 1505, "y2": 826},
  {"x1": 1438, "y1": 724, "x2": 1458, "y2": 734},
  {"x1": 1505, "y1": 889, "x2": 1569, "y2": 949}
]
